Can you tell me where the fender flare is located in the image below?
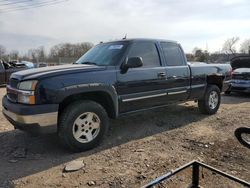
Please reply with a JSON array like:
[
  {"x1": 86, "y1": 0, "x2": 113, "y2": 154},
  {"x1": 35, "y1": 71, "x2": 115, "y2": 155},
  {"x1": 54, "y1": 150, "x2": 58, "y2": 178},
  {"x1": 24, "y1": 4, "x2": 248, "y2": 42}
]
[{"x1": 57, "y1": 83, "x2": 119, "y2": 117}]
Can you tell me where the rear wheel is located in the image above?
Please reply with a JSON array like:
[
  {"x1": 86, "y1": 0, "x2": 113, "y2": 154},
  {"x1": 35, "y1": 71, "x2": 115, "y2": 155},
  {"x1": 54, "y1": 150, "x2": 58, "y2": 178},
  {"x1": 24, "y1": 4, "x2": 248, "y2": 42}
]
[
  {"x1": 198, "y1": 85, "x2": 221, "y2": 115},
  {"x1": 58, "y1": 100, "x2": 109, "y2": 152}
]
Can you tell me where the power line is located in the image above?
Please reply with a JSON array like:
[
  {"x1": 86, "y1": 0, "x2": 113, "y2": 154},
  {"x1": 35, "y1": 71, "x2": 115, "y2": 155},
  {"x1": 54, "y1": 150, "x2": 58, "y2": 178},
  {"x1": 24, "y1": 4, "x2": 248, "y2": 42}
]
[
  {"x1": 0, "y1": 0, "x2": 68, "y2": 13},
  {"x1": 0, "y1": 0, "x2": 32, "y2": 6},
  {"x1": 1, "y1": 0, "x2": 63, "y2": 8}
]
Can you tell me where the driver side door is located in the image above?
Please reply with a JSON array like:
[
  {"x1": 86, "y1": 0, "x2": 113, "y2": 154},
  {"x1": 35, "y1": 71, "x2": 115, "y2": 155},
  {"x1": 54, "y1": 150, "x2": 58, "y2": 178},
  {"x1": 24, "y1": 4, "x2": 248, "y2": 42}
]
[{"x1": 115, "y1": 41, "x2": 168, "y2": 114}]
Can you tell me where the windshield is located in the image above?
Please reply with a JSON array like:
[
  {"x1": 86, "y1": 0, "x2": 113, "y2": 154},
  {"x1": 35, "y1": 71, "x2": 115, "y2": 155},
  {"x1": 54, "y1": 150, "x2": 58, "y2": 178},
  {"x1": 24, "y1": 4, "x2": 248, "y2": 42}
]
[{"x1": 75, "y1": 42, "x2": 128, "y2": 66}]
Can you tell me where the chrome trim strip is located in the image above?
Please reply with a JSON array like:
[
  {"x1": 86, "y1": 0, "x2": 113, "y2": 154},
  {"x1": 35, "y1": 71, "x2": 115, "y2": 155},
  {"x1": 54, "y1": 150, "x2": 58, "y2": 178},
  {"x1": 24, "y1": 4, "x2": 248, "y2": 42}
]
[
  {"x1": 3, "y1": 108, "x2": 58, "y2": 127},
  {"x1": 7, "y1": 85, "x2": 34, "y2": 95},
  {"x1": 122, "y1": 93, "x2": 167, "y2": 102},
  {"x1": 168, "y1": 90, "x2": 187, "y2": 95},
  {"x1": 191, "y1": 84, "x2": 206, "y2": 89},
  {"x1": 224, "y1": 80, "x2": 232, "y2": 84}
]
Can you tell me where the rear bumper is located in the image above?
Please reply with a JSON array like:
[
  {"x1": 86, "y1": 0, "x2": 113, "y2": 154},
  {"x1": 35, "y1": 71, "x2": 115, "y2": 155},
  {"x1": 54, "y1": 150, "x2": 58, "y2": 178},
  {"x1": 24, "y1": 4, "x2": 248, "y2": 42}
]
[{"x1": 2, "y1": 96, "x2": 58, "y2": 129}]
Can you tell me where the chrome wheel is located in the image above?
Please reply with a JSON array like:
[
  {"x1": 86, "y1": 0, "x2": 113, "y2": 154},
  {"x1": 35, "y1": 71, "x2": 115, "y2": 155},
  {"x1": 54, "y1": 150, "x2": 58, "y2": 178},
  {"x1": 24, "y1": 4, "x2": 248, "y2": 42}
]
[
  {"x1": 72, "y1": 112, "x2": 101, "y2": 143},
  {"x1": 241, "y1": 133, "x2": 250, "y2": 145},
  {"x1": 208, "y1": 91, "x2": 218, "y2": 109}
]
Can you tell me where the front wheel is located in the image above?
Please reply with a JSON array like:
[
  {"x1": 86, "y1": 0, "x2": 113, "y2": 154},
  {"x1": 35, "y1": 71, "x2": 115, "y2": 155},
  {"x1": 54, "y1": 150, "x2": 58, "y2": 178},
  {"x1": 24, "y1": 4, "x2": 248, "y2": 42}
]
[
  {"x1": 198, "y1": 85, "x2": 221, "y2": 115},
  {"x1": 58, "y1": 100, "x2": 109, "y2": 152},
  {"x1": 235, "y1": 127, "x2": 250, "y2": 149}
]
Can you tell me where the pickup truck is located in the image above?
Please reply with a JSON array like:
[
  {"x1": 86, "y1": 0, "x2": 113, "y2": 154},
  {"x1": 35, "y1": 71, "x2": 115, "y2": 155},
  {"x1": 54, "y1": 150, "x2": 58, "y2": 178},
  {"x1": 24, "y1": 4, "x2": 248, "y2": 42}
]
[
  {"x1": 0, "y1": 60, "x2": 27, "y2": 86},
  {"x1": 2, "y1": 39, "x2": 231, "y2": 152},
  {"x1": 225, "y1": 55, "x2": 250, "y2": 94}
]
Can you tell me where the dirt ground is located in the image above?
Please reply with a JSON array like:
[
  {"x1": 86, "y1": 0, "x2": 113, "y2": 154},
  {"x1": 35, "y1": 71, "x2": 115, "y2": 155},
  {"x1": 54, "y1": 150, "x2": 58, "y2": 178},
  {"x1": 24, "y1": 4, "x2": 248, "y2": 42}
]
[{"x1": 0, "y1": 88, "x2": 249, "y2": 188}]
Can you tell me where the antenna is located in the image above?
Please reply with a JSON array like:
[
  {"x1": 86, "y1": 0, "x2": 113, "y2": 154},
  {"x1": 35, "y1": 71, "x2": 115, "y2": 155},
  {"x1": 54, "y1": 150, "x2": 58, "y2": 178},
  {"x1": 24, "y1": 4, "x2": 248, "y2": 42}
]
[{"x1": 123, "y1": 34, "x2": 127, "y2": 40}]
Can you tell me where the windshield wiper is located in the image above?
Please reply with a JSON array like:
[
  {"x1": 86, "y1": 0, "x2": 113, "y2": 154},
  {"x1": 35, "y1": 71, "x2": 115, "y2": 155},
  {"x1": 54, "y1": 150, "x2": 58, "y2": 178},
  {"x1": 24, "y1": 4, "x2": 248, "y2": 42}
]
[{"x1": 81, "y1": 61, "x2": 98, "y2": 65}]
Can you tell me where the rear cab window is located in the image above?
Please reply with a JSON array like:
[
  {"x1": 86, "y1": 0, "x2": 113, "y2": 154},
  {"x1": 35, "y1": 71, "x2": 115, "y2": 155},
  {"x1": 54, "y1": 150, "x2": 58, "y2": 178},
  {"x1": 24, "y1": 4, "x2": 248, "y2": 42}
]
[
  {"x1": 128, "y1": 41, "x2": 161, "y2": 67},
  {"x1": 160, "y1": 42, "x2": 185, "y2": 66}
]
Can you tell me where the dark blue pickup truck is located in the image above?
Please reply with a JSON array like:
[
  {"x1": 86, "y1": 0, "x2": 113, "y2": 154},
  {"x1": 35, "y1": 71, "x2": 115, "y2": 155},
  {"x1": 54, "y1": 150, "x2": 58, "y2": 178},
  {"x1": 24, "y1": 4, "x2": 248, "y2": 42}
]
[{"x1": 2, "y1": 39, "x2": 231, "y2": 151}]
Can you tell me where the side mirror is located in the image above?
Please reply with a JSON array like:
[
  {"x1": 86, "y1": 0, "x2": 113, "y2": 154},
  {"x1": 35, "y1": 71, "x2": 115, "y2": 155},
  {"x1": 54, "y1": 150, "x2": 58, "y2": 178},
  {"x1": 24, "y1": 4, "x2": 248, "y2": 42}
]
[{"x1": 123, "y1": 56, "x2": 143, "y2": 71}]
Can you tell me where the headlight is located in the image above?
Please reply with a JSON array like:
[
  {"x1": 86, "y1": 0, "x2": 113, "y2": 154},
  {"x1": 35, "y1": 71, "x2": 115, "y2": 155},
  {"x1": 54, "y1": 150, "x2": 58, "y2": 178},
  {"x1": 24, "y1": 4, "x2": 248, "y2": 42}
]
[
  {"x1": 18, "y1": 80, "x2": 37, "y2": 91},
  {"x1": 17, "y1": 80, "x2": 37, "y2": 104}
]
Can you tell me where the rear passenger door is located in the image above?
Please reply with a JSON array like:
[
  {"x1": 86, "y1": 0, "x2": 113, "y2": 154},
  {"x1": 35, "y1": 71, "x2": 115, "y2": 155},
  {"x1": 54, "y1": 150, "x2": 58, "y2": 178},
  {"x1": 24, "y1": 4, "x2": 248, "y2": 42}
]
[
  {"x1": 116, "y1": 41, "x2": 168, "y2": 113},
  {"x1": 160, "y1": 42, "x2": 190, "y2": 100}
]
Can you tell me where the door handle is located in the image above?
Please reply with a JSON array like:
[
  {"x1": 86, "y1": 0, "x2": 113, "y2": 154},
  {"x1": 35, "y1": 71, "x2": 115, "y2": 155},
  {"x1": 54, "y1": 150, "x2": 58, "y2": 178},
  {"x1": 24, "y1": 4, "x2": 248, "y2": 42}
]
[
  {"x1": 169, "y1": 75, "x2": 178, "y2": 79},
  {"x1": 157, "y1": 72, "x2": 166, "y2": 79}
]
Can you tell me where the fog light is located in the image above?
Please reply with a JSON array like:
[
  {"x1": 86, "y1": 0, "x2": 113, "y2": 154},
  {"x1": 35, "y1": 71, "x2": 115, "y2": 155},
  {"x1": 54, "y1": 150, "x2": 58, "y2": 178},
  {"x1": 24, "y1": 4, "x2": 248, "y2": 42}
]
[{"x1": 18, "y1": 94, "x2": 35, "y2": 104}]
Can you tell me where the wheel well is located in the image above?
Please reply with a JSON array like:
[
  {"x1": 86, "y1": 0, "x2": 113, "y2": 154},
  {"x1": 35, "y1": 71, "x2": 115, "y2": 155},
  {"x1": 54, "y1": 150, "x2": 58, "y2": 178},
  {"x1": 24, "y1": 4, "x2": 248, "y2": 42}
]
[
  {"x1": 58, "y1": 91, "x2": 116, "y2": 119},
  {"x1": 206, "y1": 75, "x2": 224, "y2": 91}
]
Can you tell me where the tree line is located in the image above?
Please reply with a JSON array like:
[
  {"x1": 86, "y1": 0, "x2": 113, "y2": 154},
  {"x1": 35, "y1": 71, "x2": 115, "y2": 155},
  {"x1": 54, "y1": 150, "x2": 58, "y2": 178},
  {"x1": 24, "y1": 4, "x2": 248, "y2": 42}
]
[
  {"x1": 0, "y1": 38, "x2": 250, "y2": 64},
  {"x1": 188, "y1": 37, "x2": 250, "y2": 62},
  {"x1": 0, "y1": 42, "x2": 93, "y2": 63}
]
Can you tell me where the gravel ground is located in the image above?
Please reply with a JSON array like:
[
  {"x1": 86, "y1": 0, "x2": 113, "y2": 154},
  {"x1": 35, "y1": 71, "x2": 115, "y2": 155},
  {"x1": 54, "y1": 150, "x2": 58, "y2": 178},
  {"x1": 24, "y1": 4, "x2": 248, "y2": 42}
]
[{"x1": 0, "y1": 88, "x2": 249, "y2": 188}]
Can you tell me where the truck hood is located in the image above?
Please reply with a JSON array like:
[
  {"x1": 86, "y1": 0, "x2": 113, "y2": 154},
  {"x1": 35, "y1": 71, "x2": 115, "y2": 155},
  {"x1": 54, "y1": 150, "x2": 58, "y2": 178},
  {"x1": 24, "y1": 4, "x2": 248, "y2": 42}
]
[
  {"x1": 231, "y1": 56, "x2": 250, "y2": 70},
  {"x1": 233, "y1": 68, "x2": 250, "y2": 74},
  {"x1": 11, "y1": 64, "x2": 106, "y2": 81}
]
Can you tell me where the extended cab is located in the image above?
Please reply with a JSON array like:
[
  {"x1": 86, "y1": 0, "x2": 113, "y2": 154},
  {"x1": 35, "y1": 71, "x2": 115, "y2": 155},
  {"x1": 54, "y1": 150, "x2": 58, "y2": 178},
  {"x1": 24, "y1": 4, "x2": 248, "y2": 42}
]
[{"x1": 2, "y1": 39, "x2": 231, "y2": 151}]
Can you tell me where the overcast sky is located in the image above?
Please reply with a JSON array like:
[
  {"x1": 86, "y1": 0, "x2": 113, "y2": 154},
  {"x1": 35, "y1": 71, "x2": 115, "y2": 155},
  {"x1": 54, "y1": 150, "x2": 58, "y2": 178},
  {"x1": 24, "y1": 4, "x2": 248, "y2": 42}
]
[{"x1": 0, "y1": 0, "x2": 250, "y2": 54}]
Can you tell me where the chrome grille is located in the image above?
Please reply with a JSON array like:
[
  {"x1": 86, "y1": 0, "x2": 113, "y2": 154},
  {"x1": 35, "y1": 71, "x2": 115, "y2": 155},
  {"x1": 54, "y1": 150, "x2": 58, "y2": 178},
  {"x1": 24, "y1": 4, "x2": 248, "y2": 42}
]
[
  {"x1": 9, "y1": 78, "x2": 19, "y2": 88},
  {"x1": 7, "y1": 92, "x2": 17, "y2": 102},
  {"x1": 232, "y1": 74, "x2": 250, "y2": 80},
  {"x1": 6, "y1": 85, "x2": 18, "y2": 103}
]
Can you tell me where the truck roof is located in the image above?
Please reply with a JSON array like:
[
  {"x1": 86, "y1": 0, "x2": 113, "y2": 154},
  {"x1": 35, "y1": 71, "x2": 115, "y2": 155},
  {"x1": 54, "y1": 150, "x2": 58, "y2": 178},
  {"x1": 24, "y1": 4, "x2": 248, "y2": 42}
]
[{"x1": 102, "y1": 38, "x2": 178, "y2": 44}]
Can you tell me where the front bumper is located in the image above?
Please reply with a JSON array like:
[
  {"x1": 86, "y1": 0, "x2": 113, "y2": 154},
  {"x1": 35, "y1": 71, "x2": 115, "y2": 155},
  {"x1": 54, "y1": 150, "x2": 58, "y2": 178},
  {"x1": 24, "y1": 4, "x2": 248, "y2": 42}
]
[
  {"x1": 2, "y1": 96, "x2": 58, "y2": 129},
  {"x1": 230, "y1": 80, "x2": 250, "y2": 93}
]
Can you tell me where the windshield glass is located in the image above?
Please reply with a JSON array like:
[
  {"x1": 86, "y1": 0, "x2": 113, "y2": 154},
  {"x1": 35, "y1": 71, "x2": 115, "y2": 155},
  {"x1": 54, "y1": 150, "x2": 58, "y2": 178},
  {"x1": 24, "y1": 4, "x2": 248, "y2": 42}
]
[{"x1": 75, "y1": 41, "x2": 128, "y2": 66}]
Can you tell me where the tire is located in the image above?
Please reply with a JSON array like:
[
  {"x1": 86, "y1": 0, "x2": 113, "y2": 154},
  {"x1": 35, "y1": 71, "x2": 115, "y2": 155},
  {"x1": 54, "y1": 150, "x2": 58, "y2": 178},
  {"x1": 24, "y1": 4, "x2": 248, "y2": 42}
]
[
  {"x1": 198, "y1": 85, "x2": 221, "y2": 115},
  {"x1": 58, "y1": 100, "x2": 109, "y2": 152},
  {"x1": 234, "y1": 127, "x2": 250, "y2": 149}
]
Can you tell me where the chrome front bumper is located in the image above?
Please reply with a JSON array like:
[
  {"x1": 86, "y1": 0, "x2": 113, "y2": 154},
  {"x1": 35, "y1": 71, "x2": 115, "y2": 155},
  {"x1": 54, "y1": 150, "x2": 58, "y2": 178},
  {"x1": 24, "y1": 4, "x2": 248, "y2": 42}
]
[
  {"x1": 3, "y1": 108, "x2": 58, "y2": 127},
  {"x1": 2, "y1": 95, "x2": 59, "y2": 129}
]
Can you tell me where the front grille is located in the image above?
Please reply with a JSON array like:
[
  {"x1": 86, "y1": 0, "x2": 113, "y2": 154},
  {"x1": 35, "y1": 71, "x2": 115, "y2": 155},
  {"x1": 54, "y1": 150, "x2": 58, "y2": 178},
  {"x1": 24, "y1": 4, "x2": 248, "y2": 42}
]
[
  {"x1": 7, "y1": 92, "x2": 18, "y2": 102},
  {"x1": 9, "y1": 78, "x2": 19, "y2": 88},
  {"x1": 232, "y1": 73, "x2": 250, "y2": 80},
  {"x1": 232, "y1": 86, "x2": 246, "y2": 91}
]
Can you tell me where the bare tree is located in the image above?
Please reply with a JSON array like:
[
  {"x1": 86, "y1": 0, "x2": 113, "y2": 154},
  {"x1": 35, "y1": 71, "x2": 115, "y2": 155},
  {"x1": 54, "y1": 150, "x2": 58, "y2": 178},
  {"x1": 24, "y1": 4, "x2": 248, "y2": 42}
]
[
  {"x1": 28, "y1": 49, "x2": 38, "y2": 63},
  {"x1": 193, "y1": 48, "x2": 206, "y2": 62},
  {"x1": 37, "y1": 46, "x2": 46, "y2": 62},
  {"x1": 0, "y1": 45, "x2": 6, "y2": 59},
  {"x1": 28, "y1": 46, "x2": 46, "y2": 63},
  {"x1": 9, "y1": 50, "x2": 19, "y2": 60},
  {"x1": 240, "y1": 39, "x2": 250, "y2": 54},
  {"x1": 222, "y1": 37, "x2": 240, "y2": 55},
  {"x1": 49, "y1": 42, "x2": 93, "y2": 62},
  {"x1": 192, "y1": 47, "x2": 200, "y2": 55}
]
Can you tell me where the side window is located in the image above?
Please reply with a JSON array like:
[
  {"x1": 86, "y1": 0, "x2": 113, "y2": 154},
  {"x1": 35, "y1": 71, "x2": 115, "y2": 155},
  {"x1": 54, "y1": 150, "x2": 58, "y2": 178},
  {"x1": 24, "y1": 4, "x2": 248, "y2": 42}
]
[
  {"x1": 128, "y1": 42, "x2": 160, "y2": 67},
  {"x1": 161, "y1": 42, "x2": 184, "y2": 66}
]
